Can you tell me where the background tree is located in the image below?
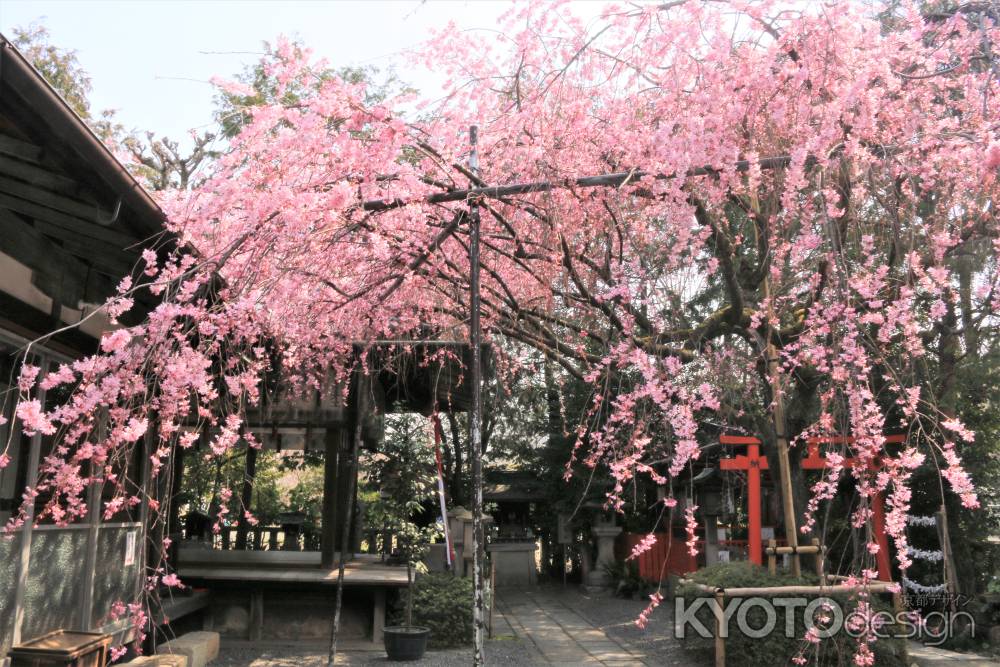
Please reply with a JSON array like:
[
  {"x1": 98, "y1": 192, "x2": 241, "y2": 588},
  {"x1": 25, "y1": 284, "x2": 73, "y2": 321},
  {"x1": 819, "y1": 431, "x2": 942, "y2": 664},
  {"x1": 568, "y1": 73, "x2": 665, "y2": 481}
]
[{"x1": 12, "y1": 19, "x2": 216, "y2": 190}]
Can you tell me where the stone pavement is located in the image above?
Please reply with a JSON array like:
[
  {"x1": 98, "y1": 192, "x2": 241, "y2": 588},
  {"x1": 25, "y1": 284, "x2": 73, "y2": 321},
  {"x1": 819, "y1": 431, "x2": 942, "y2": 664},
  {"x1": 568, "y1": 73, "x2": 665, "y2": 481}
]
[
  {"x1": 907, "y1": 642, "x2": 999, "y2": 666},
  {"x1": 496, "y1": 588, "x2": 658, "y2": 665}
]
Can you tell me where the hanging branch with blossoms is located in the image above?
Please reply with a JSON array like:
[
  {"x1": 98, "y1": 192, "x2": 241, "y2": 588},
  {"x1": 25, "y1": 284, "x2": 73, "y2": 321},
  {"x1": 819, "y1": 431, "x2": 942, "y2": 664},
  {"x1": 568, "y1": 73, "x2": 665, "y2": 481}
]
[{"x1": 1, "y1": 0, "x2": 999, "y2": 661}]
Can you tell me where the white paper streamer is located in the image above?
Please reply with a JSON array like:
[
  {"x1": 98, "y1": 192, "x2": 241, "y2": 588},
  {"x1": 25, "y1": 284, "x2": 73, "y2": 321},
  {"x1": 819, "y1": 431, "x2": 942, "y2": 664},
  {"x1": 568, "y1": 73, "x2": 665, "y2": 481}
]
[
  {"x1": 907, "y1": 547, "x2": 943, "y2": 562},
  {"x1": 906, "y1": 515, "x2": 938, "y2": 527},
  {"x1": 902, "y1": 576, "x2": 948, "y2": 594}
]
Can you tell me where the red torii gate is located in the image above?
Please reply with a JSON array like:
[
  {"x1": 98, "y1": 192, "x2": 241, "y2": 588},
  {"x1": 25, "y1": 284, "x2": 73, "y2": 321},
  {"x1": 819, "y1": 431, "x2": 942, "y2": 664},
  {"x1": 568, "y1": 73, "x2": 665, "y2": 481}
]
[
  {"x1": 720, "y1": 433, "x2": 904, "y2": 580},
  {"x1": 719, "y1": 435, "x2": 769, "y2": 568}
]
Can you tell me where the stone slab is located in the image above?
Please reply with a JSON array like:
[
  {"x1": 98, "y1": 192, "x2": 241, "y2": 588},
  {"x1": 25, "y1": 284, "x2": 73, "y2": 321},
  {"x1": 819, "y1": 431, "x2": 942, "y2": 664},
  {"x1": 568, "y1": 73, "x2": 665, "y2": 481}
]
[
  {"x1": 126, "y1": 656, "x2": 188, "y2": 667},
  {"x1": 908, "y1": 641, "x2": 999, "y2": 666},
  {"x1": 157, "y1": 631, "x2": 219, "y2": 667}
]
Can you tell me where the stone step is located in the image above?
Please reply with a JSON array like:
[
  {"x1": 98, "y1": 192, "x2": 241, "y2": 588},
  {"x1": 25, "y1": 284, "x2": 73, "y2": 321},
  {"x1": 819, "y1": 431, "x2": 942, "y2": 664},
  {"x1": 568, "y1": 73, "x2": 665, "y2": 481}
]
[
  {"x1": 125, "y1": 655, "x2": 187, "y2": 667},
  {"x1": 156, "y1": 631, "x2": 220, "y2": 667}
]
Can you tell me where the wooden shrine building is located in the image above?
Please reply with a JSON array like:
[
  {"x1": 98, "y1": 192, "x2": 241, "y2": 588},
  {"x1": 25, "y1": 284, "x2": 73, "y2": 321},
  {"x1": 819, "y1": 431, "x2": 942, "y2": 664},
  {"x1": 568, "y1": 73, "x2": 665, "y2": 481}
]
[
  {"x1": 0, "y1": 33, "x2": 169, "y2": 666},
  {"x1": 174, "y1": 341, "x2": 489, "y2": 644}
]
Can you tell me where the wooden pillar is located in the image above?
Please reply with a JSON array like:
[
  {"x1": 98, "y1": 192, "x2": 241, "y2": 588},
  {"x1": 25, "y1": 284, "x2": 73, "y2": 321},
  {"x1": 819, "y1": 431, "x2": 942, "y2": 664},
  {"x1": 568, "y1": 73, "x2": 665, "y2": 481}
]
[
  {"x1": 80, "y1": 458, "x2": 103, "y2": 630},
  {"x1": 871, "y1": 492, "x2": 892, "y2": 582},
  {"x1": 167, "y1": 443, "x2": 186, "y2": 541},
  {"x1": 892, "y1": 591, "x2": 910, "y2": 665},
  {"x1": 372, "y1": 588, "x2": 386, "y2": 644},
  {"x1": 935, "y1": 507, "x2": 959, "y2": 599},
  {"x1": 767, "y1": 539, "x2": 777, "y2": 576},
  {"x1": 764, "y1": 276, "x2": 800, "y2": 577},
  {"x1": 713, "y1": 590, "x2": 726, "y2": 667},
  {"x1": 747, "y1": 445, "x2": 762, "y2": 567},
  {"x1": 10, "y1": 364, "x2": 46, "y2": 649},
  {"x1": 321, "y1": 423, "x2": 342, "y2": 569},
  {"x1": 249, "y1": 589, "x2": 264, "y2": 641},
  {"x1": 812, "y1": 537, "x2": 825, "y2": 583},
  {"x1": 235, "y1": 444, "x2": 258, "y2": 551}
]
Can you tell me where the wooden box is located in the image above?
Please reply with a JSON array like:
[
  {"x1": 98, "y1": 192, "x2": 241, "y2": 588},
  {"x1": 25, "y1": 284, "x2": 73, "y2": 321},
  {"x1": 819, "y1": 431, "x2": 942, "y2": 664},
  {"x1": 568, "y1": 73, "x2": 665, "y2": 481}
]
[{"x1": 9, "y1": 630, "x2": 111, "y2": 667}]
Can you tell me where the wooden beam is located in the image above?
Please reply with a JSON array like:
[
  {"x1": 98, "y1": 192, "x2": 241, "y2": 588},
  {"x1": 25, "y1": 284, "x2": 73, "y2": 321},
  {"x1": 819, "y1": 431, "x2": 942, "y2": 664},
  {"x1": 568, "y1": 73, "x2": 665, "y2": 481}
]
[
  {"x1": 0, "y1": 174, "x2": 112, "y2": 223},
  {"x1": 0, "y1": 197, "x2": 144, "y2": 276},
  {"x1": 0, "y1": 133, "x2": 44, "y2": 165},
  {"x1": 0, "y1": 192, "x2": 135, "y2": 245},
  {"x1": 0, "y1": 154, "x2": 81, "y2": 194},
  {"x1": 0, "y1": 291, "x2": 98, "y2": 355},
  {"x1": 29, "y1": 227, "x2": 139, "y2": 277},
  {"x1": 0, "y1": 207, "x2": 88, "y2": 306},
  {"x1": 26, "y1": 213, "x2": 144, "y2": 251}
]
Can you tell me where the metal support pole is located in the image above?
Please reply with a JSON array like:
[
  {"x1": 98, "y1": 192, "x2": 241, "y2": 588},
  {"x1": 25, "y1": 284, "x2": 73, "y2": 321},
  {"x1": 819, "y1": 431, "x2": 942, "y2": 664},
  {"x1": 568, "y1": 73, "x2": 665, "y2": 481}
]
[{"x1": 468, "y1": 125, "x2": 486, "y2": 666}]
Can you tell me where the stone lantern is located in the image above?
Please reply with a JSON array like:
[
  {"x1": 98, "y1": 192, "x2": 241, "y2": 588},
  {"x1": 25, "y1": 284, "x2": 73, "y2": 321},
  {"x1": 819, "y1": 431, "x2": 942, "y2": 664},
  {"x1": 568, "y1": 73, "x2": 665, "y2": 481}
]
[{"x1": 585, "y1": 512, "x2": 622, "y2": 591}]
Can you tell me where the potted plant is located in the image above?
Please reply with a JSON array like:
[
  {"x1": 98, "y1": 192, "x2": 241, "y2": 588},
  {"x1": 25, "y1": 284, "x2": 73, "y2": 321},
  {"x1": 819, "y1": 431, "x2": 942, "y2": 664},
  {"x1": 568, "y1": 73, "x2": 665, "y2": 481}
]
[{"x1": 383, "y1": 519, "x2": 437, "y2": 661}]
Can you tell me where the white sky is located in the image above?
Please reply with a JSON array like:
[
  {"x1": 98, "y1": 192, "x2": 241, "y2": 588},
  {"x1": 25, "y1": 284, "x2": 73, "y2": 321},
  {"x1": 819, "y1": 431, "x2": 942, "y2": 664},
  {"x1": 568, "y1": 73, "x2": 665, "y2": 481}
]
[{"x1": 0, "y1": 1, "x2": 607, "y2": 148}]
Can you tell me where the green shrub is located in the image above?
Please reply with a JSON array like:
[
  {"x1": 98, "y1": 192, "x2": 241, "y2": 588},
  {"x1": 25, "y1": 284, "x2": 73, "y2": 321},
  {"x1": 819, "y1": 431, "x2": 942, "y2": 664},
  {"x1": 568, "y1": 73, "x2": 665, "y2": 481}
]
[
  {"x1": 677, "y1": 561, "x2": 907, "y2": 666},
  {"x1": 604, "y1": 559, "x2": 654, "y2": 599},
  {"x1": 393, "y1": 573, "x2": 473, "y2": 648}
]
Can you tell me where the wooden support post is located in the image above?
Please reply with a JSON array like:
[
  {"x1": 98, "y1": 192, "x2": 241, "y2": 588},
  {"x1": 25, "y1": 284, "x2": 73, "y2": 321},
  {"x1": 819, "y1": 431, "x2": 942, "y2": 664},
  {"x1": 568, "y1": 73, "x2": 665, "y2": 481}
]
[
  {"x1": 11, "y1": 367, "x2": 47, "y2": 649},
  {"x1": 372, "y1": 588, "x2": 386, "y2": 644},
  {"x1": 812, "y1": 537, "x2": 825, "y2": 582},
  {"x1": 871, "y1": 492, "x2": 892, "y2": 582},
  {"x1": 168, "y1": 443, "x2": 186, "y2": 547},
  {"x1": 714, "y1": 590, "x2": 726, "y2": 667},
  {"x1": 769, "y1": 365, "x2": 800, "y2": 577},
  {"x1": 80, "y1": 439, "x2": 104, "y2": 631},
  {"x1": 892, "y1": 591, "x2": 910, "y2": 665},
  {"x1": 249, "y1": 589, "x2": 264, "y2": 641},
  {"x1": 935, "y1": 507, "x2": 959, "y2": 601},
  {"x1": 748, "y1": 452, "x2": 762, "y2": 567},
  {"x1": 767, "y1": 539, "x2": 777, "y2": 576},
  {"x1": 328, "y1": 373, "x2": 366, "y2": 666},
  {"x1": 321, "y1": 424, "x2": 342, "y2": 569},
  {"x1": 235, "y1": 444, "x2": 258, "y2": 551},
  {"x1": 489, "y1": 558, "x2": 496, "y2": 638},
  {"x1": 764, "y1": 277, "x2": 800, "y2": 577}
]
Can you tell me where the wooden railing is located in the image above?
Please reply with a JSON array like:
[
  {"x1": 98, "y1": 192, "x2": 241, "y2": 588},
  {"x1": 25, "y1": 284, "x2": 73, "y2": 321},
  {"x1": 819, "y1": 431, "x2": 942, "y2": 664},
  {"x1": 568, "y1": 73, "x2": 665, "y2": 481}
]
[{"x1": 183, "y1": 525, "x2": 319, "y2": 551}]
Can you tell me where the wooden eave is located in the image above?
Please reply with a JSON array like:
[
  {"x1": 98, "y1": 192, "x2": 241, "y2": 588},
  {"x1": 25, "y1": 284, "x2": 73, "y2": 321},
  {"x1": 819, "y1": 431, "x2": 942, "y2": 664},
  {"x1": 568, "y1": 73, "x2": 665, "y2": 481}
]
[{"x1": 0, "y1": 34, "x2": 173, "y2": 351}]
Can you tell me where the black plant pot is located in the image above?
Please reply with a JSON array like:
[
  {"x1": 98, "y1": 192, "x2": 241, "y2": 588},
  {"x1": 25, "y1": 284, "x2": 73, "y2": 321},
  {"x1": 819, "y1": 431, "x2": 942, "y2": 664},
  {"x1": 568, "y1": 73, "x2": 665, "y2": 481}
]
[{"x1": 383, "y1": 626, "x2": 430, "y2": 661}]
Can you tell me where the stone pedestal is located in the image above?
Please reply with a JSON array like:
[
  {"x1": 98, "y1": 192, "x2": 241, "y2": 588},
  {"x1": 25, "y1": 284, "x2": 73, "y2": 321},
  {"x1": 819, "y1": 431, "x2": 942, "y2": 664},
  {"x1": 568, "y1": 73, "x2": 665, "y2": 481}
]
[
  {"x1": 584, "y1": 525, "x2": 622, "y2": 591},
  {"x1": 447, "y1": 506, "x2": 493, "y2": 577},
  {"x1": 487, "y1": 541, "x2": 538, "y2": 587},
  {"x1": 704, "y1": 514, "x2": 720, "y2": 565}
]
